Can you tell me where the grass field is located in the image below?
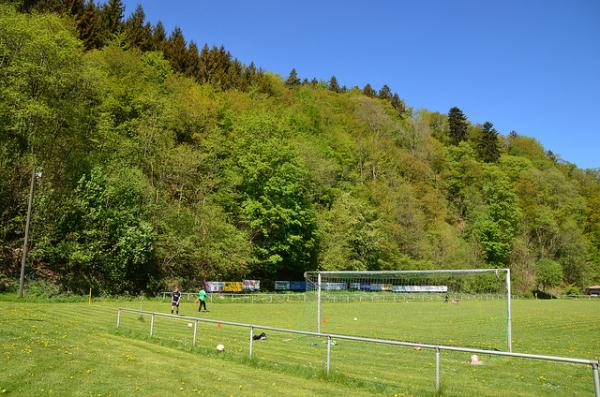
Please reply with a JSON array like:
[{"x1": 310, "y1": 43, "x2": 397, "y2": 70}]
[{"x1": 1, "y1": 295, "x2": 599, "y2": 396}]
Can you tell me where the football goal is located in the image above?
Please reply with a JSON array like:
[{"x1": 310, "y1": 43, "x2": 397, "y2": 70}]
[{"x1": 304, "y1": 268, "x2": 513, "y2": 352}]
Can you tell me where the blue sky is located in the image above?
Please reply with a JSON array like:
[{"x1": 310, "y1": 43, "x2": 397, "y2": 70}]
[{"x1": 120, "y1": 0, "x2": 600, "y2": 169}]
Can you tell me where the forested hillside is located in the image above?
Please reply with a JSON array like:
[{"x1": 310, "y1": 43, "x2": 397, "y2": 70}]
[{"x1": 1, "y1": 2, "x2": 599, "y2": 294}]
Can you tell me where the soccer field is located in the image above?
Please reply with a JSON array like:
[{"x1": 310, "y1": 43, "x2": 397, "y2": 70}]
[{"x1": 1, "y1": 296, "x2": 599, "y2": 396}]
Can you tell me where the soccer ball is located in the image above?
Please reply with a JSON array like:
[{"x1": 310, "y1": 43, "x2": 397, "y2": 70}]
[
  {"x1": 187, "y1": 323, "x2": 193, "y2": 328},
  {"x1": 353, "y1": 317, "x2": 358, "y2": 321},
  {"x1": 216, "y1": 344, "x2": 225, "y2": 352},
  {"x1": 470, "y1": 354, "x2": 482, "y2": 365}
]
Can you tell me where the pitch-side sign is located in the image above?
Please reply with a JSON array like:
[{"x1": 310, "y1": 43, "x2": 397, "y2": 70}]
[{"x1": 392, "y1": 285, "x2": 448, "y2": 293}]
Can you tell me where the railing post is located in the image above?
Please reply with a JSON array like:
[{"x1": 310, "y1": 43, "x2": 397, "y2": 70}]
[
  {"x1": 193, "y1": 320, "x2": 198, "y2": 346},
  {"x1": 506, "y1": 269, "x2": 513, "y2": 352},
  {"x1": 435, "y1": 347, "x2": 441, "y2": 393},
  {"x1": 317, "y1": 273, "x2": 321, "y2": 333},
  {"x1": 249, "y1": 326, "x2": 254, "y2": 359},
  {"x1": 150, "y1": 313, "x2": 155, "y2": 337},
  {"x1": 116, "y1": 307, "x2": 121, "y2": 327},
  {"x1": 326, "y1": 335, "x2": 332, "y2": 375},
  {"x1": 593, "y1": 362, "x2": 600, "y2": 397}
]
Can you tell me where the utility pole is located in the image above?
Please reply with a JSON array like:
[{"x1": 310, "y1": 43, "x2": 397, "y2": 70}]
[{"x1": 18, "y1": 166, "x2": 40, "y2": 298}]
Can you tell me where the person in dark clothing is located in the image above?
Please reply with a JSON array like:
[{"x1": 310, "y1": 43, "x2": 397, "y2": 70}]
[{"x1": 171, "y1": 287, "x2": 181, "y2": 315}]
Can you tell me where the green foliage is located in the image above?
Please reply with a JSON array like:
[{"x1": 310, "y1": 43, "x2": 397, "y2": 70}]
[
  {"x1": 362, "y1": 83, "x2": 376, "y2": 98},
  {"x1": 535, "y1": 258, "x2": 563, "y2": 290},
  {"x1": 50, "y1": 167, "x2": 156, "y2": 293},
  {"x1": 328, "y1": 75, "x2": 340, "y2": 93},
  {"x1": 285, "y1": 68, "x2": 300, "y2": 88},
  {"x1": 471, "y1": 167, "x2": 521, "y2": 267},
  {"x1": 231, "y1": 138, "x2": 318, "y2": 279},
  {"x1": 77, "y1": 0, "x2": 105, "y2": 50},
  {"x1": 476, "y1": 122, "x2": 500, "y2": 163},
  {"x1": 447, "y1": 106, "x2": 468, "y2": 145}
]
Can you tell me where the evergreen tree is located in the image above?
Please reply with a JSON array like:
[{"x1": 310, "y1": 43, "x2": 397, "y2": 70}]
[
  {"x1": 203, "y1": 45, "x2": 233, "y2": 88},
  {"x1": 186, "y1": 41, "x2": 201, "y2": 78},
  {"x1": 77, "y1": 0, "x2": 104, "y2": 50},
  {"x1": 328, "y1": 75, "x2": 340, "y2": 93},
  {"x1": 197, "y1": 44, "x2": 210, "y2": 83},
  {"x1": 164, "y1": 27, "x2": 188, "y2": 74},
  {"x1": 378, "y1": 84, "x2": 393, "y2": 100},
  {"x1": 363, "y1": 83, "x2": 376, "y2": 97},
  {"x1": 391, "y1": 93, "x2": 405, "y2": 115},
  {"x1": 310, "y1": 78, "x2": 319, "y2": 87},
  {"x1": 285, "y1": 68, "x2": 301, "y2": 88},
  {"x1": 448, "y1": 107, "x2": 468, "y2": 145},
  {"x1": 101, "y1": 0, "x2": 124, "y2": 35},
  {"x1": 12, "y1": 0, "x2": 66, "y2": 13},
  {"x1": 64, "y1": 0, "x2": 84, "y2": 16},
  {"x1": 240, "y1": 61, "x2": 258, "y2": 90},
  {"x1": 152, "y1": 21, "x2": 167, "y2": 50},
  {"x1": 477, "y1": 121, "x2": 501, "y2": 162},
  {"x1": 123, "y1": 4, "x2": 151, "y2": 49},
  {"x1": 227, "y1": 59, "x2": 243, "y2": 90}
]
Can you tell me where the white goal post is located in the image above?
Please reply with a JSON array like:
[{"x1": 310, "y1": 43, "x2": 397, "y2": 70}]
[{"x1": 304, "y1": 268, "x2": 512, "y2": 352}]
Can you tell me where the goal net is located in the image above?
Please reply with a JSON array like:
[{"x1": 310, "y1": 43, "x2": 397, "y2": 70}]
[{"x1": 304, "y1": 269, "x2": 512, "y2": 351}]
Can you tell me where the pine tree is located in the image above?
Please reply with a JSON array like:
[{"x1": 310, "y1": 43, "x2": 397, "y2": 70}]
[
  {"x1": 101, "y1": 0, "x2": 124, "y2": 35},
  {"x1": 77, "y1": 0, "x2": 105, "y2": 50},
  {"x1": 164, "y1": 27, "x2": 188, "y2": 74},
  {"x1": 227, "y1": 59, "x2": 243, "y2": 90},
  {"x1": 328, "y1": 75, "x2": 340, "y2": 93},
  {"x1": 378, "y1": 84, "x2": 393, "y2": 100},
  {"x1": 24, "y1": 0, "x2": 64, "y2": 13},
  {"x1": 64, "y1": 0, "x2": 84, "y2": 16},
  {"x1": 240, "y1": 61, "x2": 257, "y2": 90},
  {"x1": 391, "y1": 93, "x2": 406, "y2": 115},
  {"x1": 186, "y1": 41, "x2": 201, "y2": 79},
  {"x1": 448, "y1": 107, "x2": 468, "y2": 145},
  {"x1": 363, "y1": 83, "x2": 376, "y2": 97},
  {"x1": 477, "y1": 121, "x2": 501, "y2": 163},
  {"x1": 123, "y1": 4, "x2": 151, "y2": 49},
  {"x1": 285, "y1": 68, "x2": 301, "y2": 88},
  {"x1": 310, "y1": 78, "x2": 319, "y2": 88},
  {"x1": 152, "y1": 21, "x2": 167, "y2": 50},
  {"x1": 198, "y1": 44, "x2": 210, "y2": 83}
]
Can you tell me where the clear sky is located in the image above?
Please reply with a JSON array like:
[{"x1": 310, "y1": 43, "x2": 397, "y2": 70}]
[{"x1": 119, "y1": 0, "x2": 600, "y2": 169}]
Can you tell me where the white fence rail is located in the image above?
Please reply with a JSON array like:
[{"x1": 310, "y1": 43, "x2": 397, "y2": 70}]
[
  {"x1": 160, "y1": 292, "x2": 306, "y2": 303},
  {"x1": 116, "y1": 307, "x2": 600, "y2": 396},
  {"x1": 160, "y1": 291, "x2": 520, "y2": 304}
]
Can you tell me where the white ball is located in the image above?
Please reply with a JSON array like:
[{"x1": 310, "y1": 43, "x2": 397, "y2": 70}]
[
  {"x1": 353, "y1": 317, "x2": 358, "y2": 321},
  {"x1": 187, "y1": 323, "x2": 193, "y2": 328},
  {"x1": 216, "y1": 344, "x2": 225, "y2": 352}
]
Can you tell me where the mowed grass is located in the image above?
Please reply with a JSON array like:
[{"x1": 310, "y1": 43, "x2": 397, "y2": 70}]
[{"x1": 1, "y1": 296, "x2": 599, "y2": 396}]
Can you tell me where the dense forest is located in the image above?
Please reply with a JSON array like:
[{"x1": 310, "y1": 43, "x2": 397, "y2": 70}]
[{"x1": 1, "y1": 1, "x2": 599, "y2": 295}]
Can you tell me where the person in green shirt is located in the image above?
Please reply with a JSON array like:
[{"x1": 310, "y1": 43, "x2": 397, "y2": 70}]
[{"x1": 197, "y1": 288, "x2": 207, "y2": 312}]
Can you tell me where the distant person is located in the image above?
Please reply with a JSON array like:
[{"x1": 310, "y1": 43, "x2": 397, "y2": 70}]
[
  {"x1": 171, "y1": 287, "x2": 181, "y2": 315},
  {"x1": 197, "y1": 288, "x2": 207, "y2": 312}
]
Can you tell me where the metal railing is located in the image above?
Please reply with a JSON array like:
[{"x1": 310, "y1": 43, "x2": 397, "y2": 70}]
[
  {"x1": 116, "y1": 307, "x2": 600, "y2": 396},
  {"x1": 160, "y1": 291, "x2": 519, "y2": 303},
  {"x1": 160, "y1": 292, "x2": 306, "y2": 303}
]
